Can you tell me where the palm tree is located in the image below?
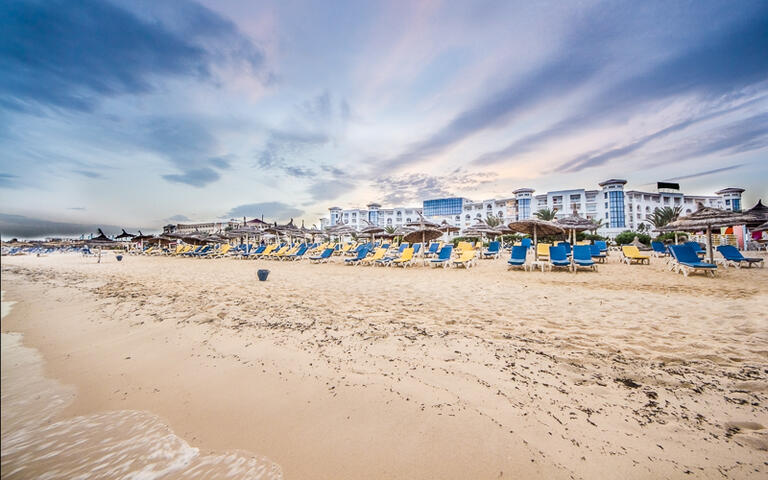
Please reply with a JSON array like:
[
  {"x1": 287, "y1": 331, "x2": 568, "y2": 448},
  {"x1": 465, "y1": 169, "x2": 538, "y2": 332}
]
[
  {"x1": 534, "y1": 208, "x2": 558, "y2": 221},
  {"x1": 485, "y1": 215, "x2": 502, "y2": 227},
  {"x1": 383, "y1": 225, "x2": 396, "y2": 235},
  {"x1": 649, "y1": 206, "x2": 682, "y2": 229},
  {"x1": 589, "y1": 218, "x2": 604, "y2": 234}
]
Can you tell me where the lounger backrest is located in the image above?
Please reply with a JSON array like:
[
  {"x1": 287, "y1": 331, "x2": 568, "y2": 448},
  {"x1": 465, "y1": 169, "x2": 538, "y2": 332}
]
[
  {"x1": 549, "y1": 245, "x2": 568, "y2": 261},
  {"x1": 651, "y1": 241, "x2": 666, "y2": 252},
  {"x1": 371, "y1": 248, "x2": 386, "y2": 260},
  {"x1": 295, "y1": 245, "x2": 308, "y2": 256},
  {"x1": 398, "y1": 243, "x2": 408, "y2": 253},
  {"x1": 428, "y1": 243, "x2": 439, "y2": 254},
  {"x1": 400, "y1": 247, "x2": 414, "y2": 261},
  {"x1": 521, "y1": 238, "x2": 532, "y2": 248},
  {"x1": 716, "y1": 245, "x2": 741, "y2": 260},
  {"x1": 321, "y1": 248, "x2": 333, "y2": 258},
  {"x1": 595, "y1": 241, "x2": 607, "y2": 251},
  {"x1": 589, "y1": 244, "x2": 602, "y2": 256},
  {"x1": 684, "y1": 241, "x2": 703, "y2": 253},
  {"x1": 437, "y1": 245, "x2": 453, "y2": 260},
  {"x1": 413, "y1": 243, "x2": 421, "y2": 253},
  {"x1": 670, "y1": 245, "x2": 699, "y2": 263},
  {"x1": 488, "y1": 241, "x2": 500, "y2": 252},
  {"x1": 573, "y1": 245, "x2": 591, "y2": 260},
  {"x1": 510, "y1": 246, "x2": 527, "y2": 261},
  {"x1": 537, "y1": 243, "x2": 551, "y2": 257}
]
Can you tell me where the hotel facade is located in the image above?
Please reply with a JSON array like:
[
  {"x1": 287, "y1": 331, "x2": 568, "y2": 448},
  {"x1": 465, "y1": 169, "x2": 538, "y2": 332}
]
[{"x1": 323, "y1": 179, "x2": 745, "y2": 239}]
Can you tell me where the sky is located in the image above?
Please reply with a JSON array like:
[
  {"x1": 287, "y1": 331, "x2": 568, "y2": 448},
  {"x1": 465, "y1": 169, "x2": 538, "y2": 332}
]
[{"x1": 1, "y1": 0, "x2": 767, "y2": 238}]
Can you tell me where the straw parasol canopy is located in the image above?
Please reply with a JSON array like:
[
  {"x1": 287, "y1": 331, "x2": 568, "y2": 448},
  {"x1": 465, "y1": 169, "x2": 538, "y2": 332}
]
[
  {"x1": 665, "y1": 205, "x2": 761, "y2": 262},
  {"x1": 131, "y1": 230, "x2": 154, "y2": 242},
  {"x1": 438, "y1": 220, "x2": 460, "y2": 233},
  {"x1": 507, "y1": 219, "x2": 565, "y2": 260},
  {"x1": 556, "y1": 210, "x2": 595, "y2": 244},
  {"x1": 115, "y1": 229, "x2": 135, "y2": 240},
  {"x1": 753, "y1": 220, "x2": 768, "y2": 232},
  {"x1": 744, "y1": 199, "x2": 768, "y2": 227},
  {"x1": 326, "y1": 221, "x2": 358, "y2": 241},
  {"x1": 403, "y1": 228, "x2": 442, "y2": 245}
]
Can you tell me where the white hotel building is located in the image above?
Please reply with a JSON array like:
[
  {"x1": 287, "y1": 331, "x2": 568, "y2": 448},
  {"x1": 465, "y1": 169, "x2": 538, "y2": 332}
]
[{"x1": 323, "y1": 180, "x2": 744, "y2": 239}]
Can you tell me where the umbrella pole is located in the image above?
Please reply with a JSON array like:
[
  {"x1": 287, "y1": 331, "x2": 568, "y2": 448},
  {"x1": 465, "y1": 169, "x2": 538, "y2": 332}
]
[
  {"x1": 534, "y1": 225, "x2": 538, "y2": 261},
  {"x1": 707, "y1": 226, "x2": 713, "y2": 263}
]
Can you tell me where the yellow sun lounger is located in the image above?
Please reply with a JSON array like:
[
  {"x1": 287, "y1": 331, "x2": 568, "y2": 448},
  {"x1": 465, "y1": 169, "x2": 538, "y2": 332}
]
[
  {"x1": 536, "y1": 243, "x2": 552, "y2": 260},
  {"x1": 210, "y1": 244, "x2": 232, "y2": 258},
  {"x1": 456, "y1": 241, "x2": 473, "y2": 253},
  {"x1": 452, "y1": 249, "x2": 476, "y2": 268},
  {"x1": 254, "y1": 244, "x2": 277, "y2": 258},
  {"x1": 391, "y1": 247, "x2": 415, "y2": 267},
  {"x1": 361, "y1": 248, "x2": 387, "y2": 266},
  {"x1": 621, "y1": 246, "x2": 650, "y2": 265}
]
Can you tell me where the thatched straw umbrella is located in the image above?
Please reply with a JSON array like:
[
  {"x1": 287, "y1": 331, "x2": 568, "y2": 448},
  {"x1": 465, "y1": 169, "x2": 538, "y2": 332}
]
[
  {"x1": 556, "y1": 210, "x2": 594, "y2": 245},
  {"x1": 359, "y1": 220, "x2": 385, "y2": 244},
  {"x1": 115, "y1": 229, "x2": 135, "y2": 241},
  {"x1": 665, "y1": 205, "x2": 760, "y2": 262},
  {"x1": 753, "y1": 220, "x2": 768, "y2": 232},
  {"x1": 507, "y1": 219, "x2": 565, "y2": 261},
  {"x1": 438, "y1": 220, "x2": 460, "y2": 233},
  {"x1": 326, "y1": 222, "x2": 358, "y2": 243},
  {"x1": 744, "y1": 199, "x2": 768, "y2": 225}
]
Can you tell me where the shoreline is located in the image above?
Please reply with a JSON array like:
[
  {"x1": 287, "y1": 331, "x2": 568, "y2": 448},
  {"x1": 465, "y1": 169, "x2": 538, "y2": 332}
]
[{"x1": 2, "y1": 253, "x2": 767, "y2": 478}]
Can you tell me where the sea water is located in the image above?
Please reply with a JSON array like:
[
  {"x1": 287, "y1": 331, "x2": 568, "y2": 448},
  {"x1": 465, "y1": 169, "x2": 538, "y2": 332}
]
[{"x1": 1, "y1": 292, "x2": 283, "y2": 480}]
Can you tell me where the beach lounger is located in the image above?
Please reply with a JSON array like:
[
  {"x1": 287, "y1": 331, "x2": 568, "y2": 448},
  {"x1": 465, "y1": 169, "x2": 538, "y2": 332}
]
[
  {"x1": 456, "y1": 241, "x2": 473, "y2": 253},
  {"x1": 283, "y1": 244, "x2": 309, "y2": 261},
  {"x1": 268, "y1": 245, "x2": 291, "y2": 260},
  {"x1": 425, "y1": 242, "x2": 440, "y2": 257},
  {"x1": 557, "y1": 241, "x2": 572, "y2": 257},
  {"x1": 360, "y1": 248, "x2": 386, "y2": 265},
  {"x1": 482, "y1": 241, "x2": 501, "y2": 259},
  {"x1": 521, "y1": 237, "x2": 532, "y2": 250},
  {"x1": 309, "y1": 248, "x2": 334, "y2": 263},
  {"x1": 452, "y1": 249, "x2": 476, "y2": 269},
  {"x1": 391, "y1": 247, "x2": 415, "y2": 267},
  {"x1": 684, "y1": 241, "x2": 706, "y2": 258},
  {"x1": 589, "y1": 244, "x2": 606, "y2": 263},
  {"x1": 621, "y1": 246, "x2": 650, "y2": 265},
  {"x1": 572, "y1": 245, "x2": 597, "y2": 272},
  {"x1": 412, "y1": 243, "x2": 421, "y2": 254},
  {"x1": 716, "y1": 245, "x2": 764, "y2": 268},
  {"x1": 547, "y1": 246, "x2": 570, "y2": 271},
  {"x1": 536, "y1": 243, "x2": 552, "y2": 261},
  {"x1": 651, "y1": 241, "x2": 668, "y2": 257},
  {"x1": 507, "y1": 245, "x2": 528, "y2": 271},
  {"x1": 430, "y1": 245, "x2": 453, "y2": 268},
  {"x1": 345, "y1": 246, "x2": 371, "y2": 265},
  {"x1": 669, "y1": 244, "x2": 717, "y2": 277},
  {"x1": 210, "y1": 244, "x2": 233, "y2": 258},
  {"x1": 594, "y1": 241, "x2": 608, "y2": 253}
]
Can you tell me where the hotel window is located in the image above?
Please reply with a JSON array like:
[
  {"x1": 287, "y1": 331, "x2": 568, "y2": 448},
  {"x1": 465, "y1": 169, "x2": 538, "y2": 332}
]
[
  {"x1": 608, "y1": 190, "x2": 625, "y2": 228},
  {"x1": 406, "y1": 218, "x2": 411, "y2": 223},
  {"x1": 465, "y1": 214, "x2": 470, "y2": 220},
  {"x1": 732, "y1": 198, "x2": 741, "y2": 211},
  {"x1": 423, "y1": 198, "x2": 463, "y2": 217},
  {"x1": 517, "y1": 198, "x2": 531, "y2": 220},
  {"x1": 387, "y1": 218, "x2": 392, "y2": 225},
  {"x1": 497, "y1": 211, "x2": 504, "y2": 218}
]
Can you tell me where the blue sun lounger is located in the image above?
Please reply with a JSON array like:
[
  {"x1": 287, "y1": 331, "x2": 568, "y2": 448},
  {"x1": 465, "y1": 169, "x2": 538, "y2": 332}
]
[
  {"x1": 572, "y1": 245, "x2": 597, "y2": 271},
  {"x1": 483, "y1": 241, "x2": 501, "y2": 259},
  {"x1": 547, "y1": 246, "x2": 571, "y2": 271},
  {"x1": 594, "y1": 240, "x2": 607, "y2": 253},
  {"x1": 684, "y1": 241, "x2": 705, "y2": 257},
  {"x1": 589, "y1": 244, "x2": 606, "y2": 263},
  {"x1": 283, "y1": 244, "x2": 309, "y2": 261},
  {"x1": 651, "y1": 241, "x2": 668, "y2": 257},
  {"x1": 425, "y1": 242, "x2": 440, "y2": 257},
  {"x1": 507, "y1": 245, "x2": 528, "y2": 270},
  {"x1": 310, "y1": 248, "x2": 334, "y2": 263},
  {"x1": 669, "y1": 244, "x2": 717, "y2": 277},
  {"x1": 716, "y1": 245, "x2": 764, "y2": 268},
  {"x1": 430, "y1": 245, "x2": 453, "y2": 268},
  {"x1": 557, "y1": 241, "x2": 572, "y2": 257},
  {"x1": 345, "y1": 246, "x2": 370, "y2": 265}
]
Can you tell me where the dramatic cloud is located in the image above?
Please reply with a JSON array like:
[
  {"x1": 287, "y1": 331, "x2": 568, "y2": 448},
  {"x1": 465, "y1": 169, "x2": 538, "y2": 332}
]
[
  {"x1": 226, "y1": 202, "x2": 304, "y2": 221},
  {"x1": 375, "y1": 169, "x2": 497, "y2": 205},
  {"x1": 73, "y1": 170, "x2": 103, "y2": 179},
  {"x1": 664, "y1": 165, "x2": 745, "y2": 182},
  {"x1": 308, "y1": 180, "x2": 355, "y2": 202},
  {"x1": 162, "y1": 167, "x2": 221, "y2": 188},
  {"x1": 0, "y1": 0, "x2": 264, "y2": 113},
  {"x1": 0, "y1": 173, "x2": 19, "y2": 188}
]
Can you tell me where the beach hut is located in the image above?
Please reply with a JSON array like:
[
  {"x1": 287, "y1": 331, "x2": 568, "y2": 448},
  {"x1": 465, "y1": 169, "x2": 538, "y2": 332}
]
[
  {"x1": 665, "y1": 205, "x2": 760, "y2": 263},
  {"x1": 507, "y1": 219, "x2": 565, "y2": 261}
]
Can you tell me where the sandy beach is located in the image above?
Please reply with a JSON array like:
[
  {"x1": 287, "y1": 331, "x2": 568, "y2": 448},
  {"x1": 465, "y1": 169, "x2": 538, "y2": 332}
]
[{"x1": 2, "y1": 252, "x2": 767, "y2": 479}]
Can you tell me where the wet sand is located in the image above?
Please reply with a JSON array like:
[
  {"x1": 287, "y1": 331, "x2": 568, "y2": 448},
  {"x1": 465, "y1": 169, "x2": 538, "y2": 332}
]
[{"x1": 2, "y1": 252, "x2": 767, "y2": 479}]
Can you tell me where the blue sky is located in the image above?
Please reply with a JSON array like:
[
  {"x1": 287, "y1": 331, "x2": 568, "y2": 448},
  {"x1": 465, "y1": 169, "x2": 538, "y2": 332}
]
[{"x1": 1, "y1": 0, "x2": 767, "y2": 237}]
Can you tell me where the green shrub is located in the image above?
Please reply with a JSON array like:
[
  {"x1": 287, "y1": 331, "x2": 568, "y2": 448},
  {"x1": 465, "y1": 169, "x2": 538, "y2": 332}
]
[
  {"x1": 614, "y1": 230, "x2": 651, "y2": 245},
  {"x1": 654, "y1": 232, "x2": 687, "y2": 243},
  {"x1": 577, "y1": 232, "x2": 606, "y2": 242}
]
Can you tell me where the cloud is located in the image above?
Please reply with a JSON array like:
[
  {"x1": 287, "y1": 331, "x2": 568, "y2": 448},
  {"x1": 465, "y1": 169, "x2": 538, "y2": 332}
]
[
  {"x1": 374, "y1": 168, "x2": 496, "y2": 205},
  {"x1": 0, "y1": 173, "x2": 19, "y2": 188},
  {"x1": 663, "y1": 164, "x2": 745, "y2": 182},
  {"x1": 226, "y1": 202, "x2": 304, "y2": 221},
  {"x1": 0, "y1": 0, "x2": 265, "y2": 113},
  {"x1": 308, "y1": 180, "x2": 354, "y2": 202},
  {"x1": 473, "y1": 10, "x2": 768, "y2": 167},
  {"x1": 165, "y1": 214, "x2": 191, "y2": 222},
  {"x1": 162, "y1": 167, "x2": 221, "y2": 187},
  {"x1": 208, "y1": 157, "x2": 231, "y2": 170},
  {"x1": 0, "y1": 213, "x2": 139, "y2": 239},
  {"x1": 73, "y1": 169, "x2": 103, "y2": 179},
  {"x1": 67, "y1": 207, "x2": 86, "y2": 211}
]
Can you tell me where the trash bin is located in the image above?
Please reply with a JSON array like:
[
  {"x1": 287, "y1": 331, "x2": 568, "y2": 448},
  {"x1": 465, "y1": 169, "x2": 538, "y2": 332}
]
[
  {"x1": 116, "y1": 255, "x2": 123, "y2": 262},
  {"x1": 257, "y1": 269, "x2": 270, "y2": 281}
]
